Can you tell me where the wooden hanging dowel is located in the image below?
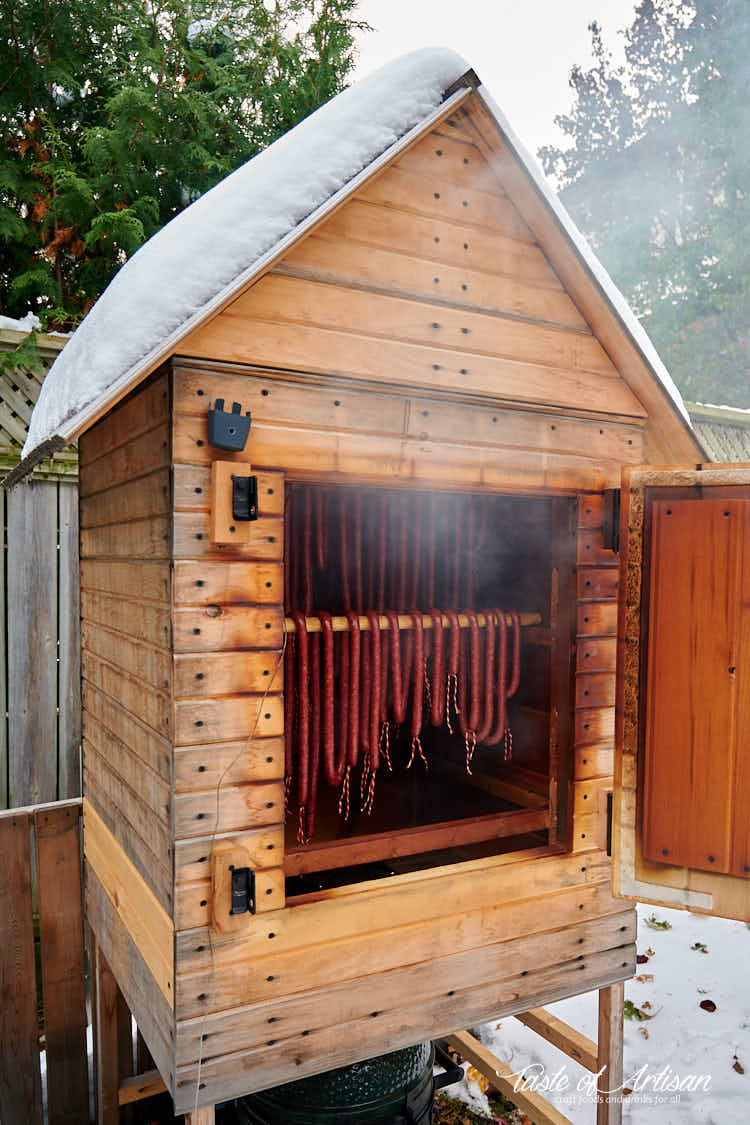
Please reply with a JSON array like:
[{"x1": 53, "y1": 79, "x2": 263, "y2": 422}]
[{"x1": 283, "y1": 611, "x2": 542, "y2": 634}]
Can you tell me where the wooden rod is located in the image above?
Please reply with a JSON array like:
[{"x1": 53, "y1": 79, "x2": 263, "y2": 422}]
[{"x1": 283, "y1": 611, "x2": 542, "y2": 634}]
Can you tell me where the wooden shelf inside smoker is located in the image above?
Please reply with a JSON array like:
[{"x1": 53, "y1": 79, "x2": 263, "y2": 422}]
[{"x1": 284, "y1": 805, "x2": 550, "y2": 876}]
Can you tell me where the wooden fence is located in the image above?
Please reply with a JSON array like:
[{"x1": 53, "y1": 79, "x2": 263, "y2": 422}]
[
  {"x1": 0, "y1": 799, "x2": 89, "y2": 1123},
  {"x1": 0, "y1": 480, "x2": 81, "y2": 808}
]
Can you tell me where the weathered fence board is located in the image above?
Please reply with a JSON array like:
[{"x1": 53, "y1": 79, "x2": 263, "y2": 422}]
[
  {"x1": 2, "y1": 479, "x2": 81, "y2": 807},
  {"x1": 0, "y1": 800, "x2": 89, "y2": 1124},
  {"x1": 58, "y1": 485, "x2": 82, "y2": 799},
  {"x1": 0, "y1": 809, "x2": 44, "y2": 1123},
  {"x1": 35, "y1": 803, "x2": 89, "y2": 1125}
]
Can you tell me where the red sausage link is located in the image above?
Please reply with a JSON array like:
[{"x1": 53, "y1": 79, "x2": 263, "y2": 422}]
[
  {"x1": 507, "y1": 609, "x2": 521, "y2": 698},
  {"x1": 359, "y1": 607, "x2": 371, "y2": 756},
  {"x1": 425, "y1": 495, "x2": 436, "y2": 610},
  {"x1": 429, "y1": 609, "x2": 445, "y2": 726},
  {"x1": 336, "y1": 620, "x2": 350, "y2": 781},
  {"x1": 284, "y1": 635, "x2": 296, "y2": 784},
  {"x1": 376, "y1": 492, "x2": 387, "y2": 612},
  {"x1": 475, "y1": 610, "x2": 496, "y2": 743},
  {"x1": 290, "y1": 612, "x2": 309, "y2": 806},
  {"x1": 302, "y1": 486, "x2": 313, "y2": 614},
  {"x1": 320, "y1": 613, "x2": 345, "y2": 787},
  {"x1": 315, "y1": 489, "x2": 327, "y2": 571},
  {"x1": 345, "y1": 610, "x2": 361, "y2": 767},
  {"x1": 353, "y1": 491, "x2": 364, "y2": 613},
  {"x1": 445, "y1": 609, "x2": 461, "y2": 732},
  {"x1": 385, "y1": 610, "x2": 407, "y2": 724},
  {"x1": 340, "y1": 490, "x2": 351, "y2": 612},
  {"x1": 305, "y1": 629, "x2": 321, "y2": 838},
  {"x1": 367, "y1": 612, "x2": 381, "y2": 772},
  {"x1": 410, "y1": 612, "x2": 425, "y2": 738},
  {"x1": 410, "y1": 499, "x2": 422, "y2": 608},
  {"x1": 451, "y1": 496, "x2": 461, "y2": 606},
  {"x1": 483, "y1": 609, "x2": 507, "y2": 745}
]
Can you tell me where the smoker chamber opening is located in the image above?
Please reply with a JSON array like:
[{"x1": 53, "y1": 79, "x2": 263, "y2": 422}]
[{"x1": 282, "y1": 482, "x2": 576, "y2": 893}]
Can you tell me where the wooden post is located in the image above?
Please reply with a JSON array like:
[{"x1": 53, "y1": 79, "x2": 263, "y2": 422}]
[
  {"x1": 184, "y1": 1109, "x2": 216, "y2": 1124},
  {"x1": 93, "y1": 942, "x2": 121, "y2": 1125},
  {"x1": 597, "y1": 982, "x2": 624, "y2": 1125}
]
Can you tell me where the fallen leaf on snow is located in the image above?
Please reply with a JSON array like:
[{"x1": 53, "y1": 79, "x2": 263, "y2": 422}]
[
  {"x1": 636, "y1": 974, "x2": 654, "y2": 982},
  {"x1": 644, "y1": 915, "x2": 672, "y2": 930},
  {"x1": 733, "y1": 1055, "x2": 745, "y2": 1075},
  {"x1": 699, "y1": 999, "x2": 717, "y2": 1012},
  {"x1": 691, "y1": 941, "x2": 709, "y2": 953},
  {"x1": 639, "y1": 1027, "x2": 650, "y2": 1039}
]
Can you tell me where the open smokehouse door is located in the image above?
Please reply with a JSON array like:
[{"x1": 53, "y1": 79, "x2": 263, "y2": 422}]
[{"x1": 613, "y1": 463, "x2": 750, "y2": 922}]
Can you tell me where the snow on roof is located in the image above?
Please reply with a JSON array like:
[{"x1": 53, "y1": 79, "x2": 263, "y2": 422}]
[
  {"x1": 22, "y1": 49, "x2": 467, "y2": 460},
  {"x1": 18, "y1": 46, "x2": 693, "y2": 474}
]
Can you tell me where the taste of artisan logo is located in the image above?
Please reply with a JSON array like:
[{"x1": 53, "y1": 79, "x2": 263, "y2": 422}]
[{"x1": 509, "y1": 1062, "x2": 712, "y2": 1105}]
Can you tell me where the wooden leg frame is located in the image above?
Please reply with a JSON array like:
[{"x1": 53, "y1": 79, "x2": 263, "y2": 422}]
[
  {"x1": 448, "y1": 982, "x2": 625, "y2": 1125},
  {"x1": 91, "y1": 930, "x2": 623, "y2": 1125}
]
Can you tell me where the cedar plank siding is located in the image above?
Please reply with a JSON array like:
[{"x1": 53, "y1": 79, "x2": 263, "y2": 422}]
[{"x1": 78, "y1": 373, "x2": 173, "y2": 913}]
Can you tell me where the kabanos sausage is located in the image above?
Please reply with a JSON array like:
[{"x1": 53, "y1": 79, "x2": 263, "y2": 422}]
[
  {"x1": 289, "y1": 612, "x2": 309, "y2": 808},
  {"x1": 444, "y1": 609, "x2": 461, "y2": 733},
  {"x1": 385, "y1": 610, "x2": 407, "y2": 724},
  {"x1": 457, "y1": 611, "x2": 481, "y2": 735},
  {"x1": 305, "y1": 628, "x2": 321, "y2": 839},
  {"x1": 407, "y1": 611, "x2": 426, "y2": 768},
  {"x1": 429, "y1": 609, "x2": 445, "y2": 726},
  {"x1": 475, "y1": 610, "x2": 496, "y2": 743},
  {"x1": 483, "y1": 609, "x2": 507, "y2": 746},
  {"x1": 367, "y1": 611, "x2": 381, "y2": 773},
  {"x1": 315, "y1": 488, "x2": 327, "y2": 571},
  {"x1": 320, "y1": 613, "x2": 345, "y2": 787},
  {"x1": 302, "y1": 486, "x2": 313, "y2": 614},
  {"x1": 340, "y1": 490, "x2": 351, "y2": 612},
  {"x1": 345, "y1": 610, "x2": 361, "y2": 767}
]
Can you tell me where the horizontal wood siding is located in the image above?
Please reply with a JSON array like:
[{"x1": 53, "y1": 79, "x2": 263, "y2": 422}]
[
  {"x1": 173, "y1": 846, "x2": 634, "y2": 1110},
  {"x1": 181, "y1": 122, "x2": 650, "y2": 428},
  {"x1": 572, "y1": 494, "x2": 618, "y2": 854},
  {"x1": 79, "y1": 371, "x2": 174, "y2": 914},
  {"x1": 171, "y1": 389, "x2": 285, "y2": 962}
]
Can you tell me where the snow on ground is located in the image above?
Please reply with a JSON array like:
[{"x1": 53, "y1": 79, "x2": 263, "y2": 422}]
[{"x1": 450, "y1": 903, "x2": 750, "y2": 1123}]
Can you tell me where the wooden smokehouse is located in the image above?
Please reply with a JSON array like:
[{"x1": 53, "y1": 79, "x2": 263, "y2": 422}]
[{"x1": 10, "y1": 48, "x2": 750, "y2": 1119}]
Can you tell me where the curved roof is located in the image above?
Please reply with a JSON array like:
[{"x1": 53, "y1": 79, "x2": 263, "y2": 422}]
[{"x1": 12, "y1": 47, "x2": 696, "y2": 481}]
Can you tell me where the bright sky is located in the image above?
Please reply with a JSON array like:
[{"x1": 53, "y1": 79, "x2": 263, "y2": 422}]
[{"x1": 353, "y1": 0, "x2": 639, "y2": 157}]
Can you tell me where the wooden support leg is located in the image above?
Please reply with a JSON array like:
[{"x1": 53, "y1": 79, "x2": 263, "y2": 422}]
[
  {"x1": 597, "y1": 981, "x2": 624, "y2": 1125},
  {"x1": 93, "y1": 941, "x2": 121, "y2": 1125},
  {"x1": 184, "y1": 1109, "x2": 216, "y2": 1124}
]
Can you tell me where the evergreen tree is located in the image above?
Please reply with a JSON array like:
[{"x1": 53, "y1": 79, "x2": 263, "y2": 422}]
[
  {"x1": 0, "y1": 0, "x2": 367, "y2": 332},
  {"x1": 541, "y1": 1, "x2": 750, "y2": 406}
]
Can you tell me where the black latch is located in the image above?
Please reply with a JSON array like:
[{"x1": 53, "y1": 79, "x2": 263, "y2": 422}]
[
  {"x1": 232, "y1": 475, "x2": 258, "y2": 521},
  {"x1": 606, "y1": 792, "x2": 613, "y2": 857},
  {"x1": 230, "y1": 866, "x2": 255, "y2": 915},
  {"x1": 207, "y1": 399, "x2": 251, "y2": 452}
]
